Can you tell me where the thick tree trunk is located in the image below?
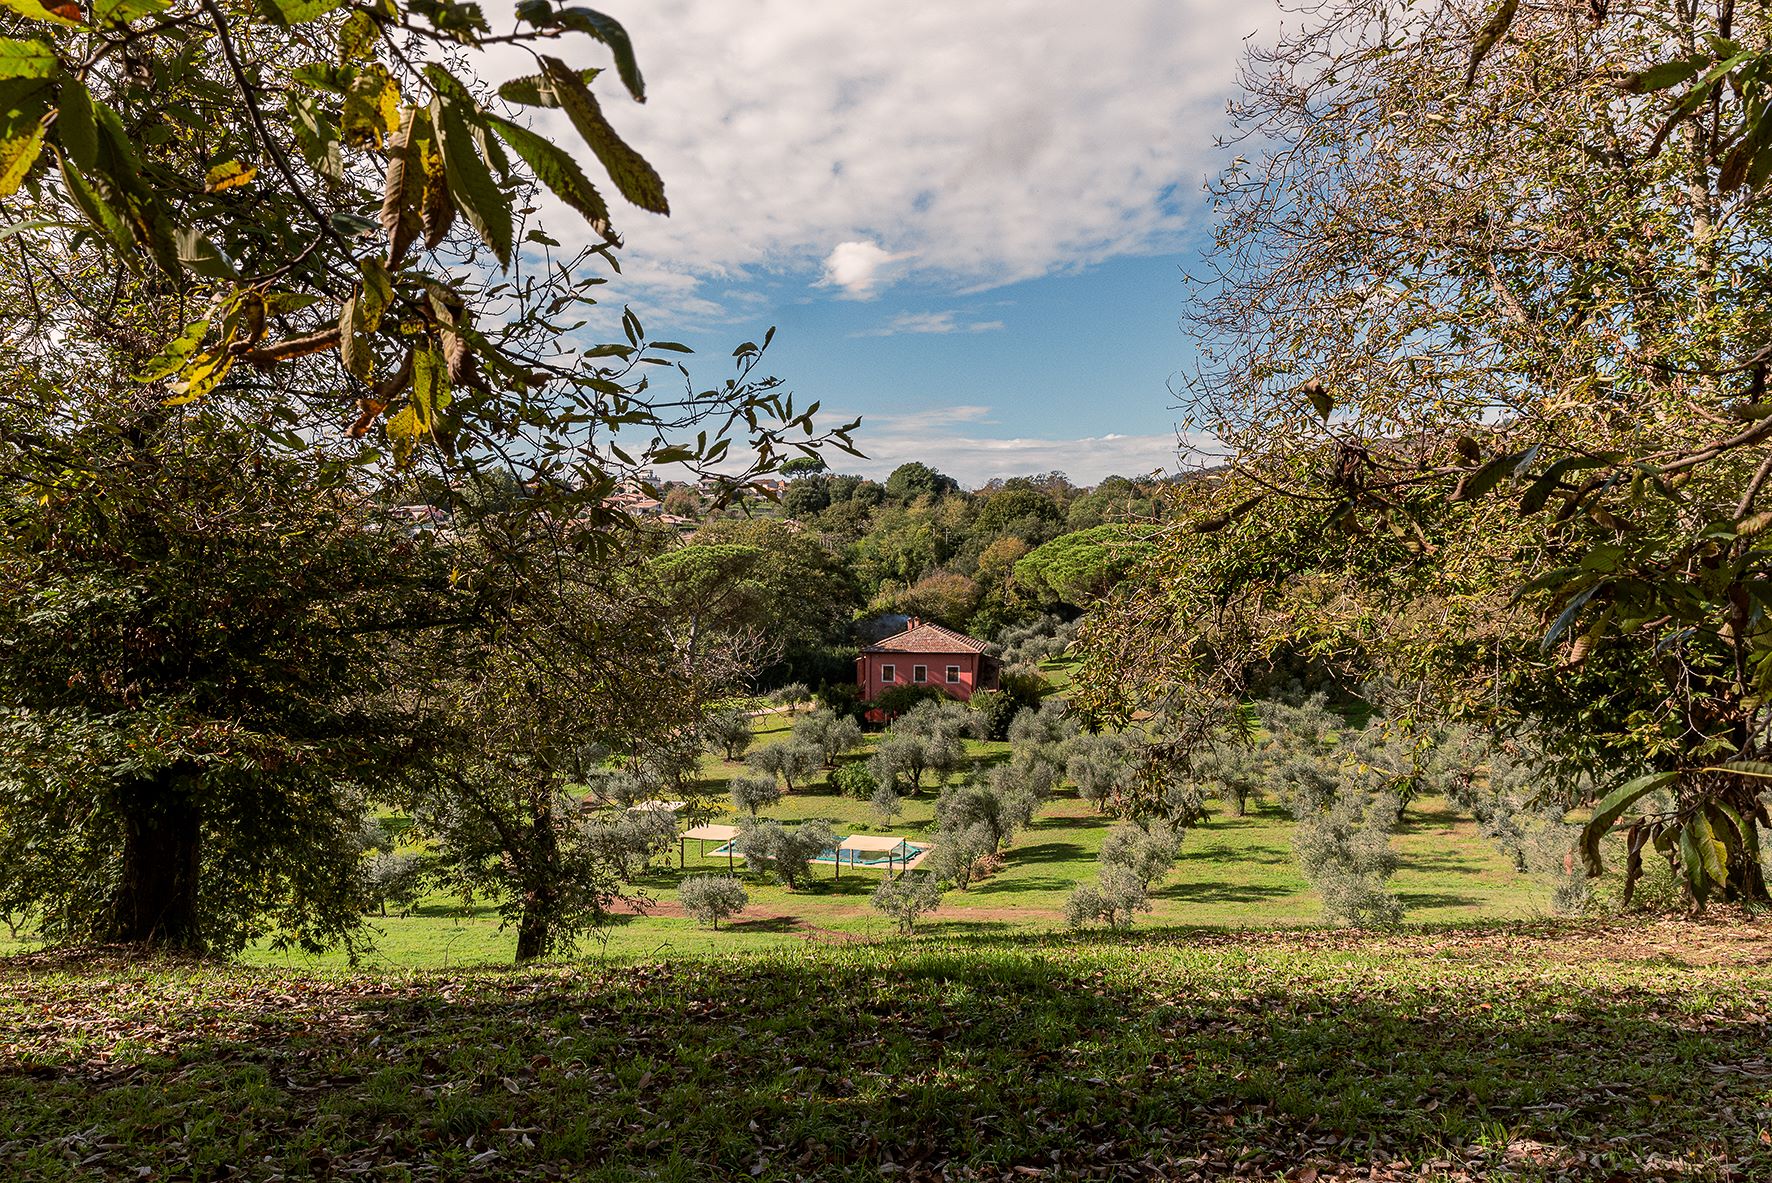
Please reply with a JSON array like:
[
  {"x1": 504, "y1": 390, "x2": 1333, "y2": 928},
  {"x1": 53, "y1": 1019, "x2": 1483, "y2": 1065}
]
[
  {"x1": 513, "y1": 801, "x2": 560, "y2": 964},
  {"x1": 514, "y1": 905, "x2": 550, "y2": 963},
  {"x1": 104, "y1": 772, "x2": 203, "y2": 950}
]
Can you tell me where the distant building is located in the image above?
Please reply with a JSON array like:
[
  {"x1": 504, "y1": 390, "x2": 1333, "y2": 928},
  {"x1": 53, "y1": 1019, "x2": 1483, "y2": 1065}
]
[{"x1": 856, "y1": 618, "x2": 999, "y2": 704}]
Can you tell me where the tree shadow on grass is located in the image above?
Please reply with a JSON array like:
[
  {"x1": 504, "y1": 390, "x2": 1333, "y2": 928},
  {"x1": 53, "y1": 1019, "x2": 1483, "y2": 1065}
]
[
  {"x1": 1157, "y1": 881, "x2": 1296, "y2": 905},
  {"x1": 3, "y1": 943, "x2": 1766, "y2": 1181},
  {"x1": 724, "y1": 916, "x2": 800, "y2": 934}
]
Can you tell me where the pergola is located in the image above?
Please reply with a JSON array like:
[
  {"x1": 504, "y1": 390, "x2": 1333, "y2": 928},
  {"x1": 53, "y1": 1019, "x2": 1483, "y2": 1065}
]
[
  {"x1": 834, "y1": 834, "x2": 914, "y2": 878},
  {"x1": 680, "y1": 823, "x2": 740, "y2": 870}
]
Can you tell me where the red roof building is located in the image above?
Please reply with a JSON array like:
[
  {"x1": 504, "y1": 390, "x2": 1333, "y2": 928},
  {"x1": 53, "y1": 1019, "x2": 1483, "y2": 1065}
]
[{"x1": 856, "y1": 618, "x2": 1000, "y2": 704}]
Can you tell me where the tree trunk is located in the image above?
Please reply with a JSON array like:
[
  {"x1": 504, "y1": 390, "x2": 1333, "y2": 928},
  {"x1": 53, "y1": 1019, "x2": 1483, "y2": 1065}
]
[
  {"x1": 104, "y1": 771, "x2": 203, "y2": 950},
  {"x1": 514, "y1": 904, "x2": 550, "y2": 963},
  {"x1": 513, "y1": 801, "x2": 560, "y2": 964}
]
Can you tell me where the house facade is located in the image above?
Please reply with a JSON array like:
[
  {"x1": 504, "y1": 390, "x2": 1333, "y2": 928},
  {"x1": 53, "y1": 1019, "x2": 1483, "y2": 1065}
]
[{"x1": 856, "y1": 618, "x2": 999, "y2": 704}]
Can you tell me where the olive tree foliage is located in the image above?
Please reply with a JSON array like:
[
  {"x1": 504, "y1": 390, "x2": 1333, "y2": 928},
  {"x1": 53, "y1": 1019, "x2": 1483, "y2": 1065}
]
[
  {"x1": 934, "y1": 781, "x2": 1033, "y2": 854},
  {"x1": 679, "y1": 874, "x2": 747, "y2": 929},
  {"x1": 793, "y1": 709, "x2": 864, "y2": 768},
  {"x1": 868, "y1": 726, "x2": 965, "y2": 796},
  {"x1": 926, "y1": 823, "x2": 996, "y2": 891},
  {"x1": 706, "y1": 709, "x2": 755, "y2": 762},
  {"x1": 1293, "y1": 789, "x2": 1405, "y2": 928},
  {"x1": 1098, "y1": 821, "x2": 1183, "y2": 891},
  {"x1": 1066, "y1": 865, "x2": 1151, "y2": 931},
  {"x1": 728, "y1": 774, "x2": 781, "y2": 819},
  {"x1": 1065, "y1": 732, "x2": 1135, "y2": 812},
  {"x1": 746, "y1": 740, "x2": 821, "y2": 793},
  {"x1": 871, "y1": 872, "x2": 945, "y2": 934},
  {"x1": 1076, "y1": 0, "x2": 1772, "y2": 911},
  {"x1": 583, "y1": 807, "x2": 678, "y2": 883},
  {"x1": 733, "y1": 818, "x2": 837, "y2": 889},
  {"x1": 869, "y1": 779, "x2": 904, "y2": 827}
]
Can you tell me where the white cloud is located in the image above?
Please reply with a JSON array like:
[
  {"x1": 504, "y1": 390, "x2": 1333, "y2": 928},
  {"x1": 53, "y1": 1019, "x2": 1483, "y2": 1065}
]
[
  {"x1": 819, "y1": 240, "x2": 904, "y2": 298},
  {"x1": 846, "y1": 428, "x2": 1195, "y2": 486},
  {"x1": 855, "y1": 310, "x2": 1007, "y2": 337},
  {"x1": 486, "y1": 0, "x2": 1280, "y2": 319}
]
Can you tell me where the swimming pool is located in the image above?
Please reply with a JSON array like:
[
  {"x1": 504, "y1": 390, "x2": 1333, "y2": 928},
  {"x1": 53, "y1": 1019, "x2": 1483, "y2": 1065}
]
[{"x1": 706, "y1": 839, "x2": 929, "y2": 868}]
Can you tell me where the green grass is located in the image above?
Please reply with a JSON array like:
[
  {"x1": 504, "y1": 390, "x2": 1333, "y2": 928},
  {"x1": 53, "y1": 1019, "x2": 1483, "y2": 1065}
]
[{"x1": 5, "y1": 922, "x2": 1769, "y2": 1181}]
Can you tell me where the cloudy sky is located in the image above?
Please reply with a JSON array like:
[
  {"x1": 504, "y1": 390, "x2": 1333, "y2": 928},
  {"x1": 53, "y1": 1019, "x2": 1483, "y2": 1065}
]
[{"x1": 492, "y1": 0, "x2": 1280, "y2": 485}]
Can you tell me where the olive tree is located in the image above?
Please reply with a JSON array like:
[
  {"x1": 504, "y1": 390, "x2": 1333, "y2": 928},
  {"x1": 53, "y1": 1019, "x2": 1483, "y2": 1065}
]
[{"x1": 679, "y1": 875, "x2": 748, "y2": 929}]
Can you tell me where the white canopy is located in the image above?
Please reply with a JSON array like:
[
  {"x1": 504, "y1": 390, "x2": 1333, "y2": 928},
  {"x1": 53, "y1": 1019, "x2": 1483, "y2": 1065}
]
[
  {"x1": 681, "y1": 823, "x2": 739, "y2": 842},
  {"x1": 839, "y1": 834, "x2": 910, "y2": 853}
]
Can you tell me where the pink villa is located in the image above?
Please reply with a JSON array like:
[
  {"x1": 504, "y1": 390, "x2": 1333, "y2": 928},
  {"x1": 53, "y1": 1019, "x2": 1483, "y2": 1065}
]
[{"x1": 856, "y1": 618, "x2": 1000, "y2": 705}]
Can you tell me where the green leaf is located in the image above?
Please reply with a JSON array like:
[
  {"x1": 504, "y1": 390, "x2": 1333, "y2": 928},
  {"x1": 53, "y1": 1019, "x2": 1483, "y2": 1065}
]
[
  {"x1": 0, "y1": 37, "x2": 58, "y2": 79},
  {"x1": 340, "y1": 290, "x2": 371, "y2": 380},
  {"x1": 359, "y1": 256, "x2": 393, "y2": 330},
  {"x1": 1519, "y1": 455, "x2": 1611, "y2": 515},
  {"x1": 134, "y1": 319, "x2": 210, "y2": 381},
  {"x1": 0, "y1": 79, "x2": 50, "y2": 196},
  {"x1": 1451, "y1": 452, "x2": 1519, "y2": 501},
  {"x1": 1579, "y1": 771, "x2": 1677, "y2": 876},
  {"x1": 539, "y1": 56, "x2": 667, "y2": 214},
  {"x1": 261, "y1": 0, "x2": 346, "y2": 26},
  {"x1": 0, "y1": 0, "x2": 83, "y2": 28},
  {"x1": 497, "y1": 65, "x2": 599, "y2": 108},
  {"x1": 91, "y1": 0, "x2": 170, "y2": 23},
  {"x1": 426, "y1": 67, "x2": 513, "y2": 266},
  {"x1": 174, "y1": 226, "x2": 235, "y2": 279},
  {"x1": 56, "y1": 149, "x2": 130, "y2": 253},
  {"x1": 54, "y1": 74, "x2": 94, "y2": 168},
  {"x1": 1623, "y1": 56, "x2": 1706, "y2": 94},
  {"x1": 489, "y1": 115, "x2": 610, "y2": 235},
  {"x1": 338, "y1": 9, "x2": 379, "y2": 61},
  {"x1": 1708, "y1": 759, "x2": 1772, "y2": 780},
  {"x1": 516, "y1": 4, "x2": 644, "y2": 101}
]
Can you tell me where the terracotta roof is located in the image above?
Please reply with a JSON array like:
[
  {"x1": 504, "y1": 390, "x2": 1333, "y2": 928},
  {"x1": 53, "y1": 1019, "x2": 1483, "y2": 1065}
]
[{"x1": 862, "y1": 620, "x2": 991, "y2": 655}]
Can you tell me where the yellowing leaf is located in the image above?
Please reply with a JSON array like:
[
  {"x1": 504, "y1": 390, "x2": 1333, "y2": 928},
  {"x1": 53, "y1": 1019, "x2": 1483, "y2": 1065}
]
[
  {"x1": 204, "y1": 159, "x2": 257, "y2": 192},
  {"x1": 0, "y1": 37, "x2": 58, "y2": 79},
  {"x1": 0, "y1": 116, "x2": 47, "y2": 195},
  {"x1": 134, "y1": 319, "x2": 210, "y2": 381}
]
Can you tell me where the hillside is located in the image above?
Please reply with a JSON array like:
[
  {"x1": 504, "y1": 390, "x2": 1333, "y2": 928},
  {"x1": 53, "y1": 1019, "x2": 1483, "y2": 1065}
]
[{"x1": 4, "y1": 922, "x2": 1768, "y2": 1181}]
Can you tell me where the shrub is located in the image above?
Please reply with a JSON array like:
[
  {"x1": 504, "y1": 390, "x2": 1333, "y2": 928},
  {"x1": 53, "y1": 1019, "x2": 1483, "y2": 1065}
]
[
  {"x1": 1066, "y1": 865, "x2": 1151, "y2": 930},
  {"x1": 729, "y1": 774, "x2": 782, "y2": 819},
  {"x1": 705, "y1": 709, "x2": 756, "y2": 761},
  {"x1": 874, "y1": 684, "x2": 946, "y2": 719},
  {"x1": 816, "y1": 681, "x2": 868, "y2": 722},
  {"x1": 935, "y1": 779, "x2": 1038, "y2": 853},
  {"x1": 871, "y1": 873, "x2": 945, "y2": 934},
  {"x1": 1099, "y1": 821, "x2": 1183, "y2": 890},
  {"x1": 831, "y1": 762, "x2": 878, "y2": 801},
  {"x1": 968, "y1": 689, "x2": 1019, "y2": 743},
  {"x1": 794, "y1": 709, "x2": 864, "y2": 768},
  {"x1": 679, "y1": 875, "x2": 748, "y2": 929}
]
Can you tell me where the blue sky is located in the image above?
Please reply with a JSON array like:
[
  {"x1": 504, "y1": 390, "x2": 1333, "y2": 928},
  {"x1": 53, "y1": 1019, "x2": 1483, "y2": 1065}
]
[{"x1": 490, "y1": 0, "x2": 1278, "y2": 486}]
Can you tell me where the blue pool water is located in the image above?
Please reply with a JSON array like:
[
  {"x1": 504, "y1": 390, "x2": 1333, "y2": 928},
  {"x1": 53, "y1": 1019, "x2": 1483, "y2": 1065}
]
[{"x1": 707, "y1": 840, "x2": 928, "y2": 868}]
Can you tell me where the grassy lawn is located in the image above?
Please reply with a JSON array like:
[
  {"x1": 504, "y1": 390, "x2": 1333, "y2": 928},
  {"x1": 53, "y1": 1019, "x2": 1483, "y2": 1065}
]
[
  {"x1": 4, "y1": 921, "x2": 1768, "y2": 1181},
  {"x1": 1, "y1": 691, "x2": 1562, "y2": 972}
]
